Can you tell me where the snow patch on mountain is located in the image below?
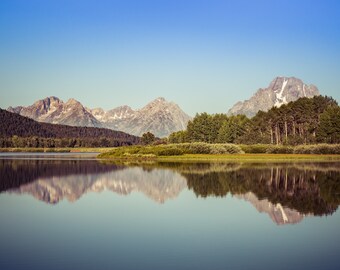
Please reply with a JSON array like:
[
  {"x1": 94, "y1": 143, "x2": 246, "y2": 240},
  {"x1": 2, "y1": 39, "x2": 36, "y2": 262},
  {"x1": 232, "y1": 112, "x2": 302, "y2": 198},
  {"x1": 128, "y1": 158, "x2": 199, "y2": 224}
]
[{"x1": 274, "y1": 78, "x2": 288, "y2": 107}]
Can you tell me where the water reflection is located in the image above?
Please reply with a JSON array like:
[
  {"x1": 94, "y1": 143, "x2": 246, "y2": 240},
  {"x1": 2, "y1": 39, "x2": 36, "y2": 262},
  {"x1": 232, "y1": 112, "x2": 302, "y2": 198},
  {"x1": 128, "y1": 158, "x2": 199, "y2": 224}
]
[
  {"x1": 138, "y1": 162, "x2": 340, "y2": 225},
  {"x1": 1, "y1": 158, "x2": 339, "y2": 225},
  {"x1": 0, "y1": 159, "x2": 186, "y2": 204},
  {"x1": 181, "y1": 163, "x2": 340, "y2": 216}
]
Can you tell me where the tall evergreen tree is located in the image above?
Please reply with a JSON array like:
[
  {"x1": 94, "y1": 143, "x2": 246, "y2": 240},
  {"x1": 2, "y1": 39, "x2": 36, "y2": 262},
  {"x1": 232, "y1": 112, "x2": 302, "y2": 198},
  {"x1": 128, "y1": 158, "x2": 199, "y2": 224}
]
[{"x1": 317, "y1": 106, "x2": 340, "y2": 143}]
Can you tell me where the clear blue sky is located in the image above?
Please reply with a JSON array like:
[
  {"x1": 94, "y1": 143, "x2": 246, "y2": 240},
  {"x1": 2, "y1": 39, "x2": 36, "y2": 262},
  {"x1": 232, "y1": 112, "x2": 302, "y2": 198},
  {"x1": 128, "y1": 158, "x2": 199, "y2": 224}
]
[{"x1": 1, "y1": 0, "x2": 339, "y2": 116}]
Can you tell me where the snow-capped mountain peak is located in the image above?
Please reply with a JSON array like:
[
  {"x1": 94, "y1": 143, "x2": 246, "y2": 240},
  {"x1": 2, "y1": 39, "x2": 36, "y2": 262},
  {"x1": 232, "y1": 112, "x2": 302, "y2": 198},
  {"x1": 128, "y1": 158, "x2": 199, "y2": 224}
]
[{"x1": 228, "y1": 76, "x2": 320, "y2": 117}]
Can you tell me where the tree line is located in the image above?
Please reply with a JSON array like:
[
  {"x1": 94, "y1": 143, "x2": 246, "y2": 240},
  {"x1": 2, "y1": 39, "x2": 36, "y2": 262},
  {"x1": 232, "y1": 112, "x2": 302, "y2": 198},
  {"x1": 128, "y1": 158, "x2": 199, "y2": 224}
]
[
  {"x1": 169, "y1": 96, "x2": 340, "y2": 145},
  {"x1": 0, "y1": 136, "x2": 135, "y2": 148}
]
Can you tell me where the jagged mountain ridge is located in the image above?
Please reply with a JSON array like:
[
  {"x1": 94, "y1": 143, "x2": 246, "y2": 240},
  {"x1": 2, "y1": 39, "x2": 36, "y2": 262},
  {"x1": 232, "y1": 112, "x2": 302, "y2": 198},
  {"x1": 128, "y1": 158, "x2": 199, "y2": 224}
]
[
  {"x1": 8, "y1": 96, "x2": 102, "y2": 127},
  {"x1": 8, "y1": 97, "x2": 191, "y2": 137},
  {"x1": 228, "y1": 76, "x2": 320, "y2": 117}
]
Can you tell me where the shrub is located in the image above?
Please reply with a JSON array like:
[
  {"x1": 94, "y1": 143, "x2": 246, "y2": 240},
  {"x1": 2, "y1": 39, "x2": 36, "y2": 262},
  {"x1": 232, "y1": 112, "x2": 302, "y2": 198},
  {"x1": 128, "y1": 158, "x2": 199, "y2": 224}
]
[
  {"x1": 210, "y1": 144, "x2": 227, "y2": 154},
  {"x1": 265, "y1": 145, "x2": 294, "y2": 154},
  {"x1": 157, "y1": 148, "x2": 184, "y2": 156},
  {"x1": 171, "y1": 142, "x2": 209, "y2": 154},
  {"x1": 178, "y1": 142, "x2": 243, "y2": 154},
  {"x1": 210, "y1": 144, "x2": 244, "y2": 154},
  {"x1": 240, "y1": 144, "x2": 271, "y2": 153},
  {"x1": 294, "y1": 144, "x2": 340, "y2": 154}
]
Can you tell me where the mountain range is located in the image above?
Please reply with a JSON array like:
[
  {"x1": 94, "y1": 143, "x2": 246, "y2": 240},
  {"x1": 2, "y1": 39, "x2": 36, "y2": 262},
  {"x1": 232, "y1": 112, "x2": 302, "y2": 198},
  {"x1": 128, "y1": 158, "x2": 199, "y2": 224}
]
[
  {"x1": 228, "y1": 76, "x2": 320, "y2": 117},
  {"x1": 6, "y1": 76, "x2": 321, "y2": 137},
  {"x1": 8, "y1": 97, "x2": 192, "y2": 138}
]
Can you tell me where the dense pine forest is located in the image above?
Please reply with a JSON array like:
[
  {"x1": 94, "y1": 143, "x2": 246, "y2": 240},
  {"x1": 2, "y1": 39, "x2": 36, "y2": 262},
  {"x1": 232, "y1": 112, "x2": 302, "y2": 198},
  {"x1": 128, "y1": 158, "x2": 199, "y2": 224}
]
[
  {"x1": 0, "y1": 109, "x2": 140, "y2": 148},
  {"x1": 169, "y1": 96, "x2": 340, "y2": 145}
]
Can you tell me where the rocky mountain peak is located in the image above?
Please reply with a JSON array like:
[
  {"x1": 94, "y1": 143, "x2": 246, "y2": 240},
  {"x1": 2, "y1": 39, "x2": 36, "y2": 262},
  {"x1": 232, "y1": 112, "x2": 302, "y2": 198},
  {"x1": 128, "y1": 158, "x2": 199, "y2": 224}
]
[
  {"x1": 155, "y1": 97, "x2": 166, "y2": 102},
  {"x1": 90, "y1": 107, "x2": 105, "y2": 114},
  {"x1": 65, "y1": 98, "x2": 82, "y2": 106},
  {"x1": 119, "y1": 105, "x2": 133, "y2": 110},
  {"x1": 48, "y1": 96, "x2": 60, "y2": 102},
  {"x1": 7, "y1": 96, "x2": 101, "y2": 127},
  {"x1": 109, "y1": 105, "x2": 134, "y2": 113},
  {"x1": 228, "y1": 76, "x2": 320, "y2": 117},
  {"x1": 141, "y1": 97, "x2": 169, "y2": 110},
  {"x1": 122, "y1": 97, "x2": 191, "y2": 137},
  {"x1": 34, "y1": 96, "x2": 61, "y2": 107},
  {"x1": 7, "y1": 106, "x2": 23, "y2": 114}
]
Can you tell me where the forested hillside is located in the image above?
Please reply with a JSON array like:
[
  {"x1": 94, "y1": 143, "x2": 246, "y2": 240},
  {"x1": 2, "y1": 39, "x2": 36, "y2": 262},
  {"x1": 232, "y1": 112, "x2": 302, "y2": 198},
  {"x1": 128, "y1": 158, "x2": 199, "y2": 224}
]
[
  {"x1": 0, "y1": 109, "x2": 140, "y2": 147},
  {"x1": 169, "y1": 96, "x2": 340, "y2": 145}
]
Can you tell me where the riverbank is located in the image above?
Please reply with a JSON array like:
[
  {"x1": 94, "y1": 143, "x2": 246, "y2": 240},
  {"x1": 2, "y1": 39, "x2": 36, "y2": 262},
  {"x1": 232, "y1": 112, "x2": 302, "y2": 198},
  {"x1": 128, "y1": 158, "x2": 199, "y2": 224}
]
[
  {"x1": 2, "y1": 143, "x2": 340, "y2": 162},
  {"x1": 97, "y1": 143, "x2": 340, "y2": 161}
]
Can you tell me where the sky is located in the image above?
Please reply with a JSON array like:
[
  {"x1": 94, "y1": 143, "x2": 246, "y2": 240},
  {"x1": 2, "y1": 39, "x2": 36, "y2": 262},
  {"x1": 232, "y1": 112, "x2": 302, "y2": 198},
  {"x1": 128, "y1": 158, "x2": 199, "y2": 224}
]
[{"x1": 0, "y1": 0, "x2": 339, "y2": 116}]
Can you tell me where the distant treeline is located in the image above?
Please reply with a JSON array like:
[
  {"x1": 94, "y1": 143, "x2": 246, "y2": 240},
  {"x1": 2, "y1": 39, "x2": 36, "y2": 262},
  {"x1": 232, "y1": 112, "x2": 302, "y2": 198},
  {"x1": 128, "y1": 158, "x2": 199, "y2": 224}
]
[
  {"x1": 169, "y1": 96, "x2": 340, "y2": 145},
  {"x1": 0, "y1": 109, "x2": 140, "y2": 147}
]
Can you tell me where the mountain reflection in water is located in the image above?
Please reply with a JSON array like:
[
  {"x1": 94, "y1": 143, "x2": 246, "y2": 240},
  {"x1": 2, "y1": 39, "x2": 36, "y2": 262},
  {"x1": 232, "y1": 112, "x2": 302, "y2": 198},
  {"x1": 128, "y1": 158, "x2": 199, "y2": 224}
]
[{"x1": 1, "y1": 159, "x2": 339, "y2": 225}]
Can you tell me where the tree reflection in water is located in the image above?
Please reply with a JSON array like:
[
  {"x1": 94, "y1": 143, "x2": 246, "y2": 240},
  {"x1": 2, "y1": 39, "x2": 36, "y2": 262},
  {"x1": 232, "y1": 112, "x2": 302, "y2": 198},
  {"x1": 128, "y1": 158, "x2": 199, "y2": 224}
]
[{"x1": 1, "y1": 159, "x2": 339, "y2": 225}]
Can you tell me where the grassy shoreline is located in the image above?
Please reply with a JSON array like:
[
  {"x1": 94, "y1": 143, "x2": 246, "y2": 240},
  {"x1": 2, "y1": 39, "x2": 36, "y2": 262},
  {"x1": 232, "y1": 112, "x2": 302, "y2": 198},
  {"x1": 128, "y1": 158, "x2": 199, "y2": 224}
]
[
  {"x1": 2, "y1": 144, "x2": 340, "y2": 162},
  {"x1": 97, "y1": 143, "x2": 340, "y2": 161}
]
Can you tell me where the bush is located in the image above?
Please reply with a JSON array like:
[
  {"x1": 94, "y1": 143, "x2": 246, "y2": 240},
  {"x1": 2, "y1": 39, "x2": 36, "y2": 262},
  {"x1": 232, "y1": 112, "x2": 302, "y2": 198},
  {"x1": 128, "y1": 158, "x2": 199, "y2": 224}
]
[
  {"x1": 265, "y1": 145, "x2": 294, "y2": 154},
  {"x1": 179, "y1": 143, "x2": 243, "y2": 154},
  {"x1": 240, "y1": 144, "x2": 272, "y2": 153},
  {"x1": 157, "y1": 148, "x2": 184, "y2": 156},
  {"x1": 210, "y1": 144, "x2": 228, "y2": 154},
  {"x1": 240, "y1": 144, "x2": 295, "y2": 154},
  {"x1": 294, "y1": 144, "x2": 340, "y2": 154},
  {"x1": 211, "y1": 144, "x2": 244, "y2": 154}
]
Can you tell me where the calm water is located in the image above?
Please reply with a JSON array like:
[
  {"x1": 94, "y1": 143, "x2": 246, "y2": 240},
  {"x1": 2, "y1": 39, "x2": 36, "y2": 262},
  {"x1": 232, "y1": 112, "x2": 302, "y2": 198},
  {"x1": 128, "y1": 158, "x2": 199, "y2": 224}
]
[{"x1": 0, "y1": 153, "x2": 339, "y2": 270}]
